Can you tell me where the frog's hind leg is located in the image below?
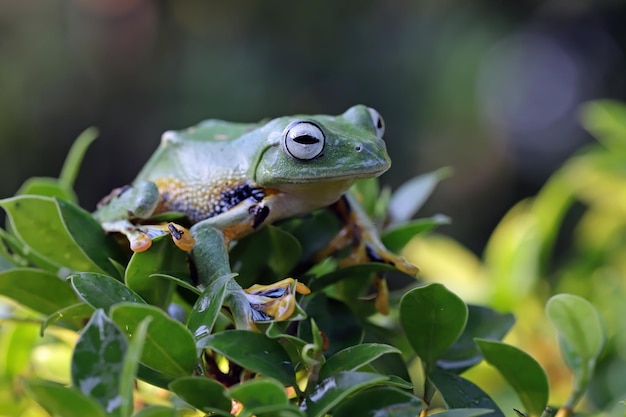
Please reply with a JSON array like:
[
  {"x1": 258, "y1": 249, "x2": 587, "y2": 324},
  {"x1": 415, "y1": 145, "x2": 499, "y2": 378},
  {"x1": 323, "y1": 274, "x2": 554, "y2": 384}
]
[
  {"x1": 190, "y1": 221, "x2": 309, "y2": 330},
  {"x1": 319, "y1": 193, "x2": 419, "y2": 314}
]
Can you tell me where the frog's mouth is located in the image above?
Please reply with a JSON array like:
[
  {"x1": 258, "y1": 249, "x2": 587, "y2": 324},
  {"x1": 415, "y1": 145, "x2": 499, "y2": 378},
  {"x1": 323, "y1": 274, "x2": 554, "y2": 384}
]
[{"x1": 253, "y1": 139, "x2": 391, "y2": 185}]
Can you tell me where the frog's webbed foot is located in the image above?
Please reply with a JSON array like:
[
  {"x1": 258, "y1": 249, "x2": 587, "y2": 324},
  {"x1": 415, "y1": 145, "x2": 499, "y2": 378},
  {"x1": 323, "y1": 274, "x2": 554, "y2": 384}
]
[
  {"x1": 102, "y1": 220, "x2": 195, "y2": 252},
  {"x1": 243, "y1": 278, "x2": 310, "y2": 322},
  {"x1": 319, "y1": 194, "x2": 419, "y2": 314}
]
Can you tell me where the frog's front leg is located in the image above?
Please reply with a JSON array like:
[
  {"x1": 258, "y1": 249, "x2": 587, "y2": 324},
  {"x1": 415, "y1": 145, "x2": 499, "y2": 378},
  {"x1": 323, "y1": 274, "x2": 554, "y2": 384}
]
[
  {"x1": 94, "y1": 181, "x2": 194, "y2": 252},
  {"x1": 190, "y1": 212, "x2": 309, "y2": 330},
  {"x1": 320, "y1": 193, "x2": 419, "y2": 314}
]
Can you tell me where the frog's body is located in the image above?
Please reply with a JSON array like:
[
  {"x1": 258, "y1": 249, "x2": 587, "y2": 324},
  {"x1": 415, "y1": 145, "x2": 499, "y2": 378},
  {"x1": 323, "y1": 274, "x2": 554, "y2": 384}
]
[{"x1": 94, "y1": 105, "x2": 417, "y2": 330}]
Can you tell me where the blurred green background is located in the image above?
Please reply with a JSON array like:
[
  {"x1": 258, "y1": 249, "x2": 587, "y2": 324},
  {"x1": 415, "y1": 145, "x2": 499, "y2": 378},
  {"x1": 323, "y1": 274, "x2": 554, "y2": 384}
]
[{"x1": 2, "y1": 0, "x2": 625, "y2": 253}]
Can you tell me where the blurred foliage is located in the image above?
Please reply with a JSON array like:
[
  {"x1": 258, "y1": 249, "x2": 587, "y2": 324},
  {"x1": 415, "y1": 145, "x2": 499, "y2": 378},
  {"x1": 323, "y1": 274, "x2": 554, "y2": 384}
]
[
  {"x1": 405, "y1": 100, "x2": 626, "y2": 415},
  {"x1": 0, "y1": 100, "x2": 624, "y2": 416}
]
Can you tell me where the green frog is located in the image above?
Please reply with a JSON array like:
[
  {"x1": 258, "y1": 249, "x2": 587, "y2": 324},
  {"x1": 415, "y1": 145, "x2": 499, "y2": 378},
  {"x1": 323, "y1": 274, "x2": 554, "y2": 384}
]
[{"x1": 93, "y1": 105, "x2": 417, "y2": 330}]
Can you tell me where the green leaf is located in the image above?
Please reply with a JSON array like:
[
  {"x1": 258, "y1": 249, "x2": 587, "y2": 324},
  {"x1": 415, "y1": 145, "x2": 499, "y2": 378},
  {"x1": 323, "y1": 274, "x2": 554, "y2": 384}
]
[
  {"x1": 229, "y1": 225, "x2": 302, "y2": 287},
  {"x1": 55, "y1": 197, "x2": 124, "y2": 278},
  {"x1": 119, "y1": 317, "x2": 151, "y2": 417},
  {"x1": 319, "y1": 343, "x2": 401, "y2": 380},
  {"x1": 0, "y1": 268, "x2": 79, "y2": 315},
  {"x1": 125, "y1": 236, "x2": 190, "y2": 308},
  {"x1": 230, "y1": 378, "x2": 304, "y2": 416},
  {"x1": 197, "y1": 330, "x2": 295, "y2": 386},
  {"x1": 23, "y1": 379, "x2": 106, "y2": 417},
  {"x1": 71, "y1": 309, "x2": 128, "y2": 417},
  {"x1": 399, "y1": 283, "x2": 468, "y2": 367},
  {"x1": 580, "y1": 99, "x2": 626, "y2": 150},
  {"x1": 0, "y1": 322, "x2": 40, "y2": 381},
  {"x1": 110, "y1": 303, "x2": 196, "y2": 377},
  {"x1": 17, "y1": 177, "x2": 77, "y2": 202},
  {"x1": 382, "y1": 214, "x2": 451, "y2": 253},
  {"x1": 545, "y1": 294, "x2": 605, "y2": 385},
  {"x1": 71, "y1": 272, "x2": 146, "y2": 312},
  {"x1": 132, "y1": 405, "x2": 177, "y2": 417},
  {"x1": 41, "y1": 302, "x2": 94, "y2": 335},
  {"x1": 438, "y1": 305, "x2": 515, "y2": 373},
  {"x1": 333, "y1": 386, "x2": 425, "y2": 417},
  {"x1": 169, "y1": 376, "x2": 232, "y2": 415},
  {"x1": 298, "y1": 293, "x2": 363, "y2": 356},
  {"x1": 0, "y1": 195, "x2": 120, "y2": 275},
  {"x1": 430, "y1": 370, "x2": 503, "y2": 417},
  {"x1": 476, "y1": 339, "x2": 548, "y2": 417},
  {"x1": 301, "y1": 371, "x2": 388, "y2": 417},
  {"x1": 308, "y1": 263, "x2": 397, "y2": 292},
  {"x1": 187, "y1": 273, "x2": 235, "y2": 339},
  {"x1": 59, "y1": 127, "x2": 98, "y2": 188},
  {"x1": 387, "y1": 168, "x2": 452, "y2": 225}
]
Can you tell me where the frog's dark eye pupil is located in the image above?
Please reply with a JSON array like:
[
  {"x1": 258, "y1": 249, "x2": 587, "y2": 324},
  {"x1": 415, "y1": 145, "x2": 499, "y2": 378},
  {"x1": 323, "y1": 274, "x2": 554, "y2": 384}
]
[
  {"x1": 294, "y1": 135, "x2": 320, "y2": 145},
  {"x1": 282, "y1": 121, "x2": 326, "y2": 161},
  {"x1": 367, "y1": 107, "x2": 385, "y2": 139}
]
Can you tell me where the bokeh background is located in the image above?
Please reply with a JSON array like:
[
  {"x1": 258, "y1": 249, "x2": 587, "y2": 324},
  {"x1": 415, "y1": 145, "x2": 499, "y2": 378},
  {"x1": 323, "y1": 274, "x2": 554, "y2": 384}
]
[{"x1": 2, "y1": 0, "x2": 625, "y2": 253}]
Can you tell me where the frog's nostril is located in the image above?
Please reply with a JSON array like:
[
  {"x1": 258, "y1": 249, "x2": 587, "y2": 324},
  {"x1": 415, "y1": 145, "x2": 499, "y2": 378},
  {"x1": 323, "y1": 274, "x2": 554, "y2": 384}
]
[{"x1": 354, "y1": 145, "x2": 362, "y2": 152}]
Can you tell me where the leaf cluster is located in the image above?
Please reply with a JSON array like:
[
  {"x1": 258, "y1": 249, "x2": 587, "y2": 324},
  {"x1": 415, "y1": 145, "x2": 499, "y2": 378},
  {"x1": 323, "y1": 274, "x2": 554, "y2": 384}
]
[{"x1": 0, "y1": 107, "x2": 615, "y2": 417}]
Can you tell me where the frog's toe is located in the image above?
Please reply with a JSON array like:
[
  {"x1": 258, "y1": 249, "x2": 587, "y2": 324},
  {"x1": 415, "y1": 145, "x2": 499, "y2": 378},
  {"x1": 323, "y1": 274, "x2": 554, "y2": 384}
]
[
  {"x1": 363, "y1": 244, "x2": 419, "y2": 276},
  {"x1": 166, "y1": 222, "x2": 195, "y2": 251},
  {"x1": 128, "y1": 231, "x2": 153, "y2": 252},
  {"x1": 243, "y1": 278, "x2": 308, "y2": 322}
]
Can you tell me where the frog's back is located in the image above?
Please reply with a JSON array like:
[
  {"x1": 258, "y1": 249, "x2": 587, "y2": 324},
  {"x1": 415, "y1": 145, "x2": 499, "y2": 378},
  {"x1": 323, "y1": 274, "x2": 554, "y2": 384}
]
[
  {"x1": 135, "y1": 119, "x2": 263, "y2": 182},
  {"x1": 132, "y1": 118, "x2": 268, "y2": 223}
]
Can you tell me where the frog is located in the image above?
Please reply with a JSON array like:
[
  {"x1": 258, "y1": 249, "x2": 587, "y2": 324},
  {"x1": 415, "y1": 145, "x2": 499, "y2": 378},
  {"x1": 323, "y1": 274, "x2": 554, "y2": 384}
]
[{"x1": 93, "y1": 105, "x2": 417, "y2": 330}]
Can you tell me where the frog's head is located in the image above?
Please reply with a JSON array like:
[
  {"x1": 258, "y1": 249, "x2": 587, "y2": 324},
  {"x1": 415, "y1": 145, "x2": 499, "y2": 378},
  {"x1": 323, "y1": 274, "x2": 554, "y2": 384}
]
[{"x1": 253, "y1": 105, "x2": 391, "y2": 186}]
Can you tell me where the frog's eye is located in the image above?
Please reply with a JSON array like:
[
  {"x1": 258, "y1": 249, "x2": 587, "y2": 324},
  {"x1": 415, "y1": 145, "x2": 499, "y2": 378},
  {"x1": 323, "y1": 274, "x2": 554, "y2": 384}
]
[
  {"x1": 283, "y1": 121, "x2": 326, "y2": 161},
  {"x1": 367, "y1": 107, "x2": 385, "y2": 139}
]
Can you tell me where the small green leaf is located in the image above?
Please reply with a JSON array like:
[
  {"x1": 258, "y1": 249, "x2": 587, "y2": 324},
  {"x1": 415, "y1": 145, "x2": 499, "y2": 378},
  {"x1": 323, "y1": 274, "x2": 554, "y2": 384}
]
[
  {"x1": 319, "y1": 343, "x2": 401, "y2": 380},
  {"x1": 119, "y1": 317, "x2": 151, "y2": 417},
  {"x1": 382, "y1": 214, "x2": 451, "y2": 253},
  {"x1": 169, "y1": 376, "x2": 232, "y2": 415},
  {"x1": 17, "y1": 177, "x2": 76, "y2": 202},
  {"x1": 71, "y1": 309, "x2": 128, "y2": 417},
  {"x1": 333, "y1": 386, "x2": 425, "y2": 417},
  {"x1": 187, "y1": 273, "x2": 236, "y2": 339},
  {"x1": 151, "y1": 273, "x2": 202, "y2": 295},
  {"x1": 41, "y1": 302, "x2": 94, "y2": 335},
  {"x1": 545, "y1": 294, "x2": 605, "y2": 380},
  {"x1": 438, "y1": 305, "x2": 515, "y2": 373},
  {"x1": 230, "y1": 378, "x2": 304, "y2": 416},
  {"x1": 197, "y1": 330, "x2": 295, "y2": 386},
  {"x1": 476, "y1": 339, "x2": 548, "y2": 417},
  {"x1": 23, "y1": 379, "x2": 106, "y2": 417},
  {"x1": 59, "y1": 127, "x2": 98, "y2": 188},
  {"x1": 387, "y1": 168, "x2": 452, "y2": 225},
  {"x1": 301, "y1": 371, "x2": 388, "y2": 417},
  {"x1": 71, "y1": 272, "x2": 146, "y2": 312},
  {"x1": 400, "y1": 283, "x2": 468, "y2": 367},
  {"x1": 267, "y1": 226, "x2": 302, "y2": 277},
  {"x1": 430, "y1": 370, "x2": 504, "y2": 417},
  {"x1": 0, "y1": 268, "x2": 79, "y2": 315},
  {"x1": 125, "y1": 236, "x2": 190, "y2": 308},
  {"x1": 110, "y1": 303, "x2": 196, "y2": 377}
]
